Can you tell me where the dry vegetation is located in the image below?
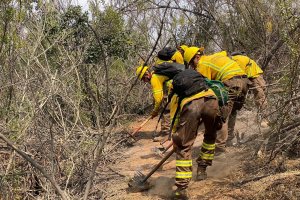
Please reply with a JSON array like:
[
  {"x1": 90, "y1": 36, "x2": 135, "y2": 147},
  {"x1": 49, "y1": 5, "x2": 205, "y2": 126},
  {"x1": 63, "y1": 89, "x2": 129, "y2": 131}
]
[{"x1": 0, "y1": 0, "x2": 299, "y2": 199}]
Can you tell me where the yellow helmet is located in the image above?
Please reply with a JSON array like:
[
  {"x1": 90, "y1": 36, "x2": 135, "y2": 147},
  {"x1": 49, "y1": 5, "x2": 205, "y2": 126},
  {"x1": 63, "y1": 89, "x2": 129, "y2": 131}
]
[
  {"x1": 171, "y1": 51, "x2": 184, "y2": 64},
  {"x1": 136, "y1": 65, "x2": 149, "y2": 80},
  {"x1": 183, "y1": 46, "x2": 204, "y2": 64},
  {"x1": 179, "y1": 45, "x2": 188, "y2": 51}
]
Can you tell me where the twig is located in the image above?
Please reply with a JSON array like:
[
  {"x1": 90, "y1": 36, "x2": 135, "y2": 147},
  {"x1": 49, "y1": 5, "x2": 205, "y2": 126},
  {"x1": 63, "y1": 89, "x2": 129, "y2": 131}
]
[
  {"x1": 82, "y1": 3, "x2": 169, "y2": 199},
  {"x1": 259, "y1": 19, "x2": 300, "y2": 70},
  {"x1": 4, "y1": 150, "x2": 15, "y2": 176},
  {"x1": 264, "y1": 96, "x2": 300, "y2": 117},
  {"x1": 267, "y1": 131, "x2": 300, "y2": 163},
  {"x1": 87, "y1": 22, "x2": 111, "y2": 111},
  {"x1": 149, "y1": 2, "x2": 215, "y2": 20},
  {"x1": 233, "y1": 174, "x2": 271, "y2": 186},
  {"x1": 108, "y1": 166, "x2": 127, "y2": 178},
  {"x1": 0, "y1": 133, "x2": 69, "y2": 200}
]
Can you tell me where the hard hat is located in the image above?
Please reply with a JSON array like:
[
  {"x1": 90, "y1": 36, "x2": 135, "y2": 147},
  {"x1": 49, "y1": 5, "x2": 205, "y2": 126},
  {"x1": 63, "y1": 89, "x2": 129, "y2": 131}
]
[
  {"x1": 171, "y1": 51, "x2": 184, "y2": 64},
  {"x1": 184, "y1": 46, "x2": 204, "y2": 64},
  {"x1": 136, "y1": 65, "x2": 149, "y2": 80},
  {"x1": 179, "y1": 45, "x2": 188, "y2": 51}
]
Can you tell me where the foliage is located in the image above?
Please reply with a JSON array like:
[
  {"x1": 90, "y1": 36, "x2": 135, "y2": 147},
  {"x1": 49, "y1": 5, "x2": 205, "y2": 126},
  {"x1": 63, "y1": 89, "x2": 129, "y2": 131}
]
[{"x1": 0, "y1": 0, "x2": 299, "y2": 199}]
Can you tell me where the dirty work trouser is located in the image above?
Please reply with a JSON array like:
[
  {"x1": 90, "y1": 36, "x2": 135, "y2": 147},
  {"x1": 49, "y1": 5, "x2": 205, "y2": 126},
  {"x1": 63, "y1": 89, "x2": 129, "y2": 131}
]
[
  {"x1": 216, "y1": 77, "x2": 249, "y2": 149},
  {"x1": 159, "y1": 84, "x2": 171, "y2": 136},
  {"x1": 250, "y1": 75, "x2": 268, "y2": 111},
  {"x1": 172, "y1": 97, "x2": 220, "y2": 189},
  {"x1": 160, "y1": 95, "x2": 171, "y2": 136}
]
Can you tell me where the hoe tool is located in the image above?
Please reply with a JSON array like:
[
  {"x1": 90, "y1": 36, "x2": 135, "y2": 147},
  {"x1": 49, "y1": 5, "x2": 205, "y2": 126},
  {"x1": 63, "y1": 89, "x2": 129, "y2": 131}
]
[{"x1": 128, "y1": 148, "x2": 175, "y2": 192}]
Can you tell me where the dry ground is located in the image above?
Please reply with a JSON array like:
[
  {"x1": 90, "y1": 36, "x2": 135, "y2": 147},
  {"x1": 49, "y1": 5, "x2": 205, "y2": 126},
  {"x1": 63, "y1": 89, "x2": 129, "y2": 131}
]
[{"x1": 100, "y1": 110, "x2": 300, "y2": 200}]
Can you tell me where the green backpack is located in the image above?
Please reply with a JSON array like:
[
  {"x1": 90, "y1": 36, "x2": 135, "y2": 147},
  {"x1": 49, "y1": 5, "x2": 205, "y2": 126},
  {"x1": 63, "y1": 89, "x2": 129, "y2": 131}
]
[{"x1": 204, "y1": 79, "x2": 228, "y2": 106}]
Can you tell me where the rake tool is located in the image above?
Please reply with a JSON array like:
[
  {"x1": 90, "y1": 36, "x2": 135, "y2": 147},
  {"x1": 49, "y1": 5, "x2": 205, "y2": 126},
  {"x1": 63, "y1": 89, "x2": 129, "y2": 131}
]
[
  {"x1": 128, "y1": 148, "x2": 175, "y2": 192},
  {"x1": 130, "y1": 116, "x2": 152, "y2": 139}
]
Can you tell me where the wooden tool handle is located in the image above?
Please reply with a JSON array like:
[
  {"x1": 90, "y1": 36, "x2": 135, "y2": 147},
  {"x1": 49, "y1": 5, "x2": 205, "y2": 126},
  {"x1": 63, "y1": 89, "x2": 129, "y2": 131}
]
[
  {"x1": 130, "y1": 116, "x2": 152, "y2": 137},
  {"x1": 142, "y1": 148, "x2": 175, "y2": 183}
]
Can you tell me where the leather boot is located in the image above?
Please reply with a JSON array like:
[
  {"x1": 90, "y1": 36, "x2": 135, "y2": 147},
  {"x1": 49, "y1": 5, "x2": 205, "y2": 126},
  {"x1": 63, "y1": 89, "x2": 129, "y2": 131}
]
[
  {"x1": 196, "y1": 166, "x2": 207, "y2": 181},
  {"x1": 172, "y1": 187, "x2": 189, "y2": 200}
]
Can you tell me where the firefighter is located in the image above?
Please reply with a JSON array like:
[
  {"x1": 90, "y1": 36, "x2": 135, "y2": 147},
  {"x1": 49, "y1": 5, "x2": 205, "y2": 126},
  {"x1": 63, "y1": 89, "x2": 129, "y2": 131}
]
[
  {"x1": 136, "y1": 62, "x2": 184, "y2": 142},
  {"x1": 156, "y1": 46, "x2": 185, "y2": 65},
  {"x1": 177, "y1": 44, "x2": 189, "y2": 68},
  {"x1": 170, "y1": 69, "x2": 221, "y2": 199},
  {"x1": 184, "y1": 47, "x2": 249, "y2": 153},
  {"x1": 177, "y1": 44, "x2": 189, "y2": 56},
  {"x1": 231, "y1": 52, "x2": 268, "y2": 127},
  {"x1": 151, "y1": 47, "x2": 186, "y2": 141}
]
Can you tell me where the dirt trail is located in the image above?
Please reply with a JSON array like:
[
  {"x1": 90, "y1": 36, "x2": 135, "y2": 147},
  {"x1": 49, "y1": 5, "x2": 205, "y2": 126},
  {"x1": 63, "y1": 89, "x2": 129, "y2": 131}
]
[{"x1": 104, "y1": 110, "x2": 269, "y2": 200}]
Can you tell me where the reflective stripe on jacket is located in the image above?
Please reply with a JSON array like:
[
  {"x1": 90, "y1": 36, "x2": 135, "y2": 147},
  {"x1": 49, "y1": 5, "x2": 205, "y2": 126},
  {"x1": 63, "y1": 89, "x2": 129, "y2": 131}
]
[
  {"x1": 196, "y1": 51, "x2": 246, "y2": 81},
  {"x1": 232, "y1": 55, "x2": 263, "y2": 78}
]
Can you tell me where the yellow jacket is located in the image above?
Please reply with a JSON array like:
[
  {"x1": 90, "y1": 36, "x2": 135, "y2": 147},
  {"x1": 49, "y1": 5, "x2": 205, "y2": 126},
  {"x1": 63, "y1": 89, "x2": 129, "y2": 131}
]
[
  {"x1": 231, "y1": 55, "x2": 263, "y2": 78},
  {"x1": 196, "y1": 51, "x2": 246, "y2": 81},
  {"x1": 150, "y1": 73, "x2": 170, "y2": 113}
]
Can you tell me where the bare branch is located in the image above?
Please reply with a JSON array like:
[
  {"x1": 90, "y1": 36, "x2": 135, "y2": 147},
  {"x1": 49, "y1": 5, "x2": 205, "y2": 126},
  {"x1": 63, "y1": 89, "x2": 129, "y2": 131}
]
[{"x1": 0, "y1": 133, "x2": 69, "y2": 200}]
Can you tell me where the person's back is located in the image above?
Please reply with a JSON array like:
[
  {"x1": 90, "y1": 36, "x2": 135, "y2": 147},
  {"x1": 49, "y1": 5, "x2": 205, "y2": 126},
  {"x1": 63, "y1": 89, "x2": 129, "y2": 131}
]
[
  {"x1": 168, "y1": 69, "x2": 221, "y2": 199},
  {"x1": 196, "y1": 51, "x2": 246, "y2": 81},
  {"x1": 183, "y1": 47, "x2": 249, "y2": 153},
  {"x1": 231, "y1": 53, "x2": 268, "y2": 127},
  {"x1": 136, "y1": 62, "x2": 185, "y2": 141},
  {"x1": 231, "y1": 54, "x2": 263, "y2": 78}
]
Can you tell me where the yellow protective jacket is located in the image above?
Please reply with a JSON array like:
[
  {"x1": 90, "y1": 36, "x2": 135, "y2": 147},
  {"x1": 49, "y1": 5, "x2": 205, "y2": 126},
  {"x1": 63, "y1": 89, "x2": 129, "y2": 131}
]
[
  {"x1": 170, "y1": 89, "x2": 216, "y2": 132},
  {"x1": 150, "y1": 73, "x2": 170, "y2": 113},
  {"x1": 231, "y1": 55, "x2": 263, "y2": 78},
  {"x1": 196, "y1": 51, "x2": 246, "y2": 81}
]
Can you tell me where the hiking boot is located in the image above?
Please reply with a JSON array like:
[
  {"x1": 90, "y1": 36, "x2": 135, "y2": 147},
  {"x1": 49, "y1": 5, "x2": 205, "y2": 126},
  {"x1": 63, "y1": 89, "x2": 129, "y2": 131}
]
[
  {"x1": 215, "y1": 146, "x2": 226, "y2": 156},
  {"x1": 152, "y1": 130, "x2": 169, "y2": 141},
  {"x1": 226, "y1": 140, "x2": 234, "y2": 147},
  {"x1": 172, "y1": 188, "x2": 189, "y2": 200},
  {"x1": 196, "y1": 166, "x2": 207, "y2": 181},
  {"x1": 152, "y1": 135, "x2": 168, "y2": 142},
  {"x1": 152, "y1": 136, "x2": 164, "y2": 142}
]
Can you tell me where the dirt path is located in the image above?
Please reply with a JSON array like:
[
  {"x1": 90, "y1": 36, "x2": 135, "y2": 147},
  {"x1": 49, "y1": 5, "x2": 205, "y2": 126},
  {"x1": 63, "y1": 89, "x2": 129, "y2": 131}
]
[{"x1": 104, "y1": 110, "x2": 269, "y2": 200}]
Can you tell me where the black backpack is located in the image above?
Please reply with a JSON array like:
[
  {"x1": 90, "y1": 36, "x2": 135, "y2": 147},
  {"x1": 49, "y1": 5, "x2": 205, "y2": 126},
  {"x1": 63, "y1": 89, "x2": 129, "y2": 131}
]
[
  {"x1": 152, "y1": 62, "x2": 185, "y2": 79},
  {"x1": 172, "y1": 69, "x2": 208, "y2": 98},
  {"x1": 159, "y1": 69, "x2": 209, "y2": 140},
  {"x1": 157, "y1": 47, "x2": 177, "y2": 61}
]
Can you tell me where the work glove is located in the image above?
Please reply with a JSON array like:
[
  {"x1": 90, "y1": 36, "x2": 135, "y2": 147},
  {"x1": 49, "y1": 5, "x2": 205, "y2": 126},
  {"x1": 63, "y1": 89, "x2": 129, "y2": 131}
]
[{"x1": 151, "y1": 110, "x2": 159, "y2": 119}]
